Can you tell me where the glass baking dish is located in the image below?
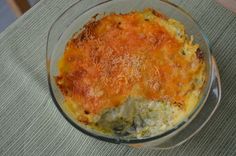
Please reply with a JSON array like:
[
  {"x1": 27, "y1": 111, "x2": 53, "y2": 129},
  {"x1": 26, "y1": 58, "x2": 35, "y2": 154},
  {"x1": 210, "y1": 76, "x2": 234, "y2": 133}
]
[{"x1": 46, "y1": 0, "x2": 221, "y2": 149}]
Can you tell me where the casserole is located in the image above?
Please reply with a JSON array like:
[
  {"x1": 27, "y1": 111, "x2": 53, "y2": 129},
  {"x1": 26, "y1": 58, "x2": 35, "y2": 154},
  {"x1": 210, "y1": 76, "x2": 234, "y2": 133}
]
[{"x1": 46, "y1": 0, "x2": 221, "y2": 149}]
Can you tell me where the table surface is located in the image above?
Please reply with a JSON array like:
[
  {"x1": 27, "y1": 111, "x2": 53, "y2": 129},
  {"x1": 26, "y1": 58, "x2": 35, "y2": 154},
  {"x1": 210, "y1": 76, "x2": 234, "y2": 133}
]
[{"x1": 0, "y1": 0, "x2": 235, "y2": 155}]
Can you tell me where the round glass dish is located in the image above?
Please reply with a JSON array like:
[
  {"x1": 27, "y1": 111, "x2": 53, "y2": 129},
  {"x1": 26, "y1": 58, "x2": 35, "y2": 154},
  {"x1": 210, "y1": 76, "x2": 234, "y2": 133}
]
[{"x1": 46, "y1": 0, "x2": 221, "y2": 149}]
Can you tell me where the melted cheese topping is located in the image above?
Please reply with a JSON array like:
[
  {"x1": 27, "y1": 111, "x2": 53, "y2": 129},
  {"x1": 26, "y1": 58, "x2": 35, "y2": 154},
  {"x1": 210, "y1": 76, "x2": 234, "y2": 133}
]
[{"x1": 55, "y1": 9, "x2": 206, "y2": 129}]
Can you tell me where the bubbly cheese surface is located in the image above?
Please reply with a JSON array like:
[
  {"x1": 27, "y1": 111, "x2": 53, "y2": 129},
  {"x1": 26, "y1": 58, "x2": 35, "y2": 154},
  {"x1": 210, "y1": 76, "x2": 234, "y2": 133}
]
[{"x1": 55, "y1": 9, "x2": 206, "y2": 138}]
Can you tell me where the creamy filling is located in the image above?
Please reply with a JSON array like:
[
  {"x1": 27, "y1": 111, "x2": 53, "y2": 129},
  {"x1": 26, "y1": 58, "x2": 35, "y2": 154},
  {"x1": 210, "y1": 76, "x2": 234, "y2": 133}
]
[{"x1": 90, "y1": 98, "x2": 184, "y2": 139}]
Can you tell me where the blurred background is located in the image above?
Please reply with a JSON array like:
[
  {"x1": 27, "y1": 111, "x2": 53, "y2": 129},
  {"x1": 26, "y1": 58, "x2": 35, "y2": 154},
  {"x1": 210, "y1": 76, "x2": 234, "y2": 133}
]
[
  {"x1": 0, "y1": 0, "x2": 39, "y2": 32},
  {"x1": 0, "y1": 0, "x2": 235, "y2": 33}
]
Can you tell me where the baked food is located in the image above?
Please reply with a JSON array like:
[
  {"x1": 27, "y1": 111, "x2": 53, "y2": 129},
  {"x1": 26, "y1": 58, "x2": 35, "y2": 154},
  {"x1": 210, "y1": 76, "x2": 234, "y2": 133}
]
[{"x1": 55, "y1": 9, "x2": 206, "y2": 138}]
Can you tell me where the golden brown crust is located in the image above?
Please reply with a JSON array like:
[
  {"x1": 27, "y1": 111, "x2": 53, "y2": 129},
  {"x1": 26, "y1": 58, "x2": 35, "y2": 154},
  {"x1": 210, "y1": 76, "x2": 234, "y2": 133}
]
[{"x1": 56, "y1": 10, "x2": 205, "y2": 118}]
